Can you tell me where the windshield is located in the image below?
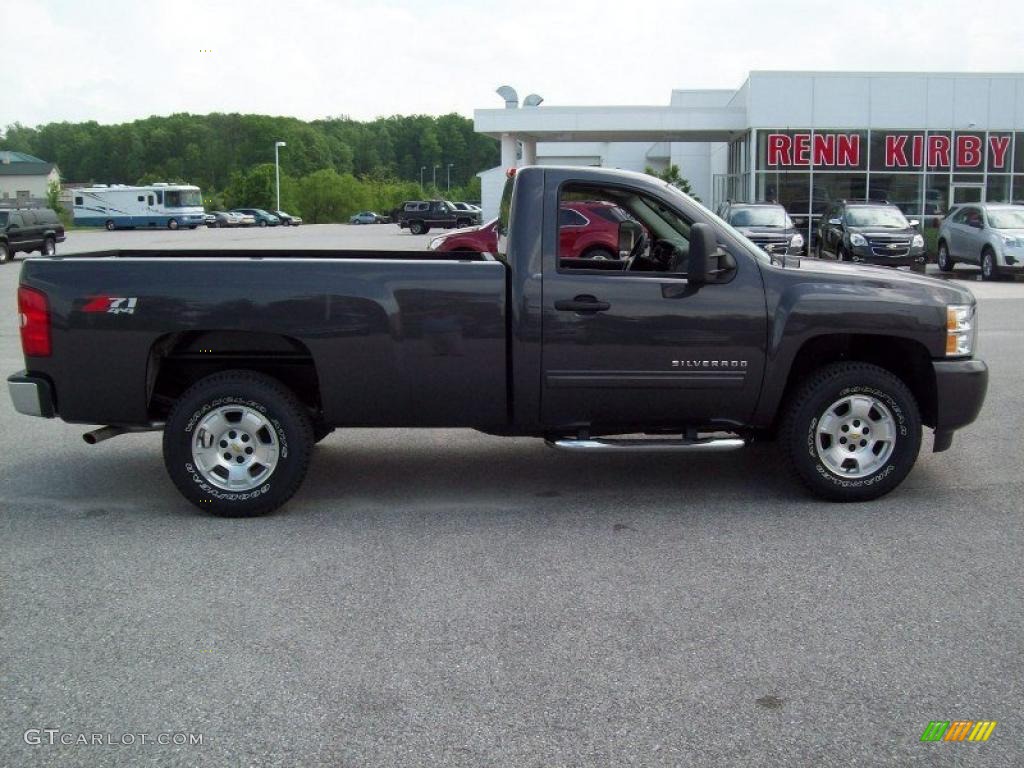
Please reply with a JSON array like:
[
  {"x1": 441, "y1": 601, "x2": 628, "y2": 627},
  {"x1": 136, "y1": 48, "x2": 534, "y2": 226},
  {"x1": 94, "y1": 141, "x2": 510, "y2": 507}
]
[
  {"x1": 164, "y1": 189, "x2": 202, "y2": 208},
  {"x1": 845, "y1": 207, "x2": 909, "y2": 228},
  {"x1": 657, "y1": 182, "x2": 773, "y2": 264},
  {"x1": 987, "y1": 208, "x2": 1024, "y2": 229},
  {"x1": 728, "y1": 207, "x2": 793, "y2": 228}
]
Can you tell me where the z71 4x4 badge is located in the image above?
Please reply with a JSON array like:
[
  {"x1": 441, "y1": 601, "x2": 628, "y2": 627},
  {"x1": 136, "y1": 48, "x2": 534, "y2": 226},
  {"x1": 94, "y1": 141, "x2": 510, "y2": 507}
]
[{"x1": 82, "y1": 296, "x2": 138, "y2": 315}]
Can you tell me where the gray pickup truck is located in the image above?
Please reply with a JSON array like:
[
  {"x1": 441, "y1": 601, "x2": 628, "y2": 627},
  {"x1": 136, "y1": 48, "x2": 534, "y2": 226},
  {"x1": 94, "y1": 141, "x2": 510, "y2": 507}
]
[{"x1": 8, "y1": 166, "x2": 988, "y2": 516}]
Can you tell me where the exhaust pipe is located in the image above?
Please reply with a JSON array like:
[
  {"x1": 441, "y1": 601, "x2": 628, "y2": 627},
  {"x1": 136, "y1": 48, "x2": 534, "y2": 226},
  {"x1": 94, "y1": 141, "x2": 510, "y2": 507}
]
[{"x1": 83, "y1": 423, "x2": 164, "y2": 445}]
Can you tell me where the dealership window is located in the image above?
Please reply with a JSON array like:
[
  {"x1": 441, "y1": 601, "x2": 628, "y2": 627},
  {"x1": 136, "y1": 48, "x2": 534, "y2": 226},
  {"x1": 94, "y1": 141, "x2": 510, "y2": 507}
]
[
  {"x1": 986, "y1": 175, "x2": 1011, "y2": 204},
  {"x1": 1013, "y1": 177, "x2": 1024, "y2": 205},
  {"x1": 868, "y1": 174, "x2": 923, "y2": 216},
  {"x1": 1016, "y1": 134, "x2": 1024, "y2": 174}
]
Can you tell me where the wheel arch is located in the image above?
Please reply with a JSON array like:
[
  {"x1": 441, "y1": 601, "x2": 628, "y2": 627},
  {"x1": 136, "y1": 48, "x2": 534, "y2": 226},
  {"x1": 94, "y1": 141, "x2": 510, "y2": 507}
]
[
  {"x1": 764, "y1": 333, "x2": 938, "y2": 433},
  {"x1": 147, "y1": 330, "x2": 323, "y2": 421}
]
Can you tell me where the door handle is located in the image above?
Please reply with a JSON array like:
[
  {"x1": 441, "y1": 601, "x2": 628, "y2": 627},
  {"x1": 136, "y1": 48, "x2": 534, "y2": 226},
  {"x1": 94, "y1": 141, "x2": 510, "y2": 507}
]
[{"x1": 554, "y1": 295, "x2": 610, "y2": 313}]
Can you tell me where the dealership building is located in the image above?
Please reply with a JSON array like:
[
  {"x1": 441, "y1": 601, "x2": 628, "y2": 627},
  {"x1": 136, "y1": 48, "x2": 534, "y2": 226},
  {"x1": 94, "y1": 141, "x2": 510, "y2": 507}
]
[{"x1": 474, "y1": 71, "x2": 1024, "y2": 239}]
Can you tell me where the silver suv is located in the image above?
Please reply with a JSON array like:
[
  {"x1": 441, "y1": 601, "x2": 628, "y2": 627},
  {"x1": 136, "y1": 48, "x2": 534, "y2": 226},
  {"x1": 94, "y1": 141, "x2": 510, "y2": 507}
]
[{"x1": 937, "y1": 204, "x2": 1024, "y2": 280}]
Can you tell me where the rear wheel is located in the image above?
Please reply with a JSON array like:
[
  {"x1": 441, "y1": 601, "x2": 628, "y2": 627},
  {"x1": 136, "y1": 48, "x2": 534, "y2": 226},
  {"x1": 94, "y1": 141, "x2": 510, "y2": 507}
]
[
  {"x1": 780, "y1": 362, "x2": 921, "y2": 502},
  {"x1": 42, "y1": 236, "x2": 56, "y2": 257},
  {"x1": 981, "y1": 247, "x2": 998, "y2": 281},
  {"x1": 258, "y1": 220, "x2": 267, "y2": 228},
  {"x1": 0, "y1": 242, "x2": 10, "y2": 263},
  {"x1": 410, "y1": 221, "x2": 427, "y2": 235},
  {"x1": 162, "y1": 371, "x2": 314, "y2": 517},
  {"x1": 584, "y1": 247, "x2": 616, "y2": 261},
  {"x1": 105, "y1": 220, "x2": 116, "y2": 231},
  {"x1": 167, "y1": 219, "x2": 179, "y2": 230},
  {"x1": 937, "y1": 241, "x2": 955, "y2": 272}
]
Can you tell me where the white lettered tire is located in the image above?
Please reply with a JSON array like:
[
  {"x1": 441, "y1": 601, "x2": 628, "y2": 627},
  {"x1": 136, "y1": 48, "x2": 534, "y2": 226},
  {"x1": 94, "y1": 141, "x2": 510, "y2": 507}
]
[
  {"x1": 163, "y1": 370, "x2": 313, "y2": 516},
  {"x1": 781, "y1": 362, "x2": 921, "y2": 501}
]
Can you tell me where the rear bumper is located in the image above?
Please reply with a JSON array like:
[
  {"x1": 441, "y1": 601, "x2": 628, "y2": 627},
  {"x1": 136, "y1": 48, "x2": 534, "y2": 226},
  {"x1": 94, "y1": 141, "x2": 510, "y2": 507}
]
[
  {"x1": 931, "y1": 358, "x2": 988, "y2": 451},
  {"x1": 8, "y1": 371, "x2": 56, "y2": 418}
]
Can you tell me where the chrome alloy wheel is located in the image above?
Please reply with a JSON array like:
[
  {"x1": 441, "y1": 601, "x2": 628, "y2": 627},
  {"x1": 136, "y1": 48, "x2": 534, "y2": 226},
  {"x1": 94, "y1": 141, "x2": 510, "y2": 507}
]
[
  {"x1": 191, "y1": 405, "x2": 279, "y2": 491},
  {"x1": 815, "y1": 394, "x2": 896, "y2": 479}
]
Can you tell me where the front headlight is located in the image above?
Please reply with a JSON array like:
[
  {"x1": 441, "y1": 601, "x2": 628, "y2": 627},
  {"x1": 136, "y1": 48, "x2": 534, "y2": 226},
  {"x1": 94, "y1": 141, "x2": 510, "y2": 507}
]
[
  {"x1": 428, "y1": 237, "x2": 441, "y2": 250},
  {"x1": 912, "y1": 234, "x2": 925, "y2": 248},
  {"x1": 1001, "y1": 234, "x2": 1022, "y2": 247},
  {"x1": 850, "y1": 233, "x2": 867, "y2": 247},
  {"x1": 790, "y1": 233, "x2": 804, "y2": 248},
  {"x1": 946, "y1": 304, "x2": 975, "y2": 356}
]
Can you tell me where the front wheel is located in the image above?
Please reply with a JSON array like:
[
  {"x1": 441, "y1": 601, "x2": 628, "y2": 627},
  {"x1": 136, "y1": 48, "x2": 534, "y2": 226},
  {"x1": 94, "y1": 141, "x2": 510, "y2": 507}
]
[
  {"x1": 105, "y1": 220, "x2": 116, "y2": 231},
  {"x1": 167, "y1": 219, "x2": 179, "y2": 230},
  {"x1": 162, "y1": 371, "x2": 314, "y2": 517},
  {"x1": 981, "y1": 248, "x2": 998, "y2": 281},
  {"x1": 937, "y1": 241, "x2": 955, "y2": 272},
  {"x1": 258, "y1": 220, "x2": 267, "y2": 227},
  {"x1": 780, "y1": 362, "x2": 921, "y2": 502}
]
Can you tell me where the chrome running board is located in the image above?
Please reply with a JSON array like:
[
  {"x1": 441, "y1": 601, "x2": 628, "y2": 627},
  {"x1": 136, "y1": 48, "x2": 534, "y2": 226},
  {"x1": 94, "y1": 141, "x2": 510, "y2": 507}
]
[{"x1": 546, "y1": 436, "x2": 746, "y2": 453}]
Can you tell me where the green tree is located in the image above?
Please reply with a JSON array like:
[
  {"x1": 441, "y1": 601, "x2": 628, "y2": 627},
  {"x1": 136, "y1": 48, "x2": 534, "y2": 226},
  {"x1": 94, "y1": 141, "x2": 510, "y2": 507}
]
[{"x1": 645, "y1": 164, "x2": 700, "y2": 201}]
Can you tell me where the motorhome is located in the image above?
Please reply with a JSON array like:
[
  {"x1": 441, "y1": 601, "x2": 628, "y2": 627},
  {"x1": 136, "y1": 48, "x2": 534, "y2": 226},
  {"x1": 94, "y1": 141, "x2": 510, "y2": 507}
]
[{"x1": 72, "y1": 183, "x2": 204, "y2": 230}]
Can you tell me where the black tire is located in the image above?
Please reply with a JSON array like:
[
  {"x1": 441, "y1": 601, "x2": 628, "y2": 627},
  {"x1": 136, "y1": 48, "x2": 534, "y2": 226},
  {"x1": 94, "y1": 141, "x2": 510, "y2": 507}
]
[
  {"x1": 981, "y1": 247, "x2": 998, "y2": 281},
  {"x1": 0, "y1": 241, "x2": 10, "y2": 264},
  {"x1": 780, "y1": 362, "x2": 922, "y2": 502},
  {"x1": 837, "y1": 246, "x2": 850, "y2": 262},
  {"x1": 258, "y1": 220, "x2": 267, "y2": 228},
  {"x1": 167, "y1": 219, "x2": 179, "y2": 230},
  {"x1": 42, "y1": 236, "x2": 56, "y2": 257},
  {"x1": 189, "y1": 225, "x2": 197, "y2": 230},
  {"x1": 162, "y1": 371, "x2": 314, "y2": 517},
  {"x1": 937, "y1": 241, "x2": 955, "y2": 272},
  {"x1": 456, "y1": 218, "x2": 471, "y2": 228},
  {"x1": 409, "y1": 221, "x2": 426, "y2": 235},
  {"x1": 584, "y1": 247, "x2": 617, "y2": 261},
  {"x1": 105, "y1": 220, "x2": 116, "y2": 231}
]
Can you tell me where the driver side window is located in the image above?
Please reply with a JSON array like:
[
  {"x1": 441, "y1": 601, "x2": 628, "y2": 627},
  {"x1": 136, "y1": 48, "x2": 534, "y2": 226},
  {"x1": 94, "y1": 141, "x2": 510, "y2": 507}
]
[{"x1": 556, "y1": 182, "x2": 692, "y2": 274}]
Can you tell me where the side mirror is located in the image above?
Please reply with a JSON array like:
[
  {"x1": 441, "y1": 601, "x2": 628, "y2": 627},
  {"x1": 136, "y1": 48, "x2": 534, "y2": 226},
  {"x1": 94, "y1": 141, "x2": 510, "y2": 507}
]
[
  {"x1": 828, "y1": 217, "x2": 842, "y2": 226},
  {"x1": 687, "y1": 222, "x2": 717, "y2": 284},
  {"x1": 908, "y1": 219, "x2": 920, "y2": 228}
]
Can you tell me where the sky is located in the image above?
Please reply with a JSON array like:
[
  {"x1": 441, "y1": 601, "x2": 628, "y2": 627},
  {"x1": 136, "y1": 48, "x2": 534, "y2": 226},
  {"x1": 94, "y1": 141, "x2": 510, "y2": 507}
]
[{"x1": 3, "y1": 0, "x2": 1024, "y2": 127}]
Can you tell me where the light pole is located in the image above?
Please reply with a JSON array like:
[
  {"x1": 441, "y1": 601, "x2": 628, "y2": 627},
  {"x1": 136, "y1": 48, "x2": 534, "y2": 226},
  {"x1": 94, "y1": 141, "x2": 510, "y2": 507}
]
[
  {"x1": 446, "y1": 163, "x2": 454, "y2": 193},
  {"x1": 432, "y1": 165, "x2": 439, "y2": 190},
  {"x1": 274, "y1": 141, "x2": 286, "y2": 212},
  {"x1": 420, "y1": 165, "x2": 426, "y2": 190}
]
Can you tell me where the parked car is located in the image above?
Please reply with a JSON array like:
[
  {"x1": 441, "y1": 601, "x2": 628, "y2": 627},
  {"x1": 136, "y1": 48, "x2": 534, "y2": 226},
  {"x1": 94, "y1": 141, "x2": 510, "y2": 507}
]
[
  {"x1": 451, "y1": 202, "x2": 483, "y2": 222},
  {"x1": 937, "y1": 203, "x2": 1024, "y2": 280},
  {"x1": 816, "y1": 201, "x2": 926, "y2": 268},
  {"x1": 349, "y1": 211, "x2": 384, "y2": 225},
  {"x1": 275, "y1": 211, "x2": 302, "y2": 226},
  {"x1": 7, "y1": 165, "x2": 988, "y2": 516},
  {"x1": 0, "y1": 207, "x2": 65, "y2": 263},
  {"x1": 717, "y1": 202, "x2": 804, "y2": 257},
  {"x1": 429, "y1": 201, "x2": 637, "y2": 260},
  {"x1": 231, "y1": 208, "x2": 280, "y2": 227},
  {"x1": 397, "y1": 200, "x2": 478, "y2": 234},
  {"x1": 206, "y1": 211, "x2": 246, "y2": 228},
  {"x1": 233, "y1": 212, "x2": 256, "y2": 227}
]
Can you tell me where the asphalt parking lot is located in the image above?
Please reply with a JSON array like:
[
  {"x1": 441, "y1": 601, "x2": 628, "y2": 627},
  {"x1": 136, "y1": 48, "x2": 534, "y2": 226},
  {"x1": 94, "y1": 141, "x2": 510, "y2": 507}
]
[{"x1": 1, "y1": 225, "x2": 1022, "y2": 766}]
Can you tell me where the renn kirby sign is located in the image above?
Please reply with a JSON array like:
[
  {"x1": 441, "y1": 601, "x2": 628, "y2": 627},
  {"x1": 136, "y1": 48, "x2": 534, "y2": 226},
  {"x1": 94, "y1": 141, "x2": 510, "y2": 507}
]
[{"x1": 764, "y1": 131, "x2": 1013, "y2": 171}]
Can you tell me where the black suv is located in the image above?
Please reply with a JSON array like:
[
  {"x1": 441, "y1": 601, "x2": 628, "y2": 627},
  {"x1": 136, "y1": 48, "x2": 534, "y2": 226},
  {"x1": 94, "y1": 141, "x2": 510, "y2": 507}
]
[
  {"x1": 816, "y1": 201, "x2": 926, "y2": 267},
  {"x1": 397, "y1": 200, "x2": 478, "y2": 235},
  {"x1": 0, "y1": 207, "x2": 65, "y2": 264},
  {"x1": 717, "y1": 201, "x2": 804, "y2": 256}
]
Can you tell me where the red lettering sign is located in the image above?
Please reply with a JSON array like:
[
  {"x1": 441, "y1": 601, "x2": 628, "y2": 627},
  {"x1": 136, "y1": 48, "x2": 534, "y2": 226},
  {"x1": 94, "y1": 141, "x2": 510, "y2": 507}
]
[
  {"x1": 837, "y1": 134, "x2": 860, "y2": 167},
  {"x1": 911, "y1": 135, "x2": 923, "y2": 167},
  {"x1": 793, "y1": 134, "x2": 810, "y2": 166},
  {"x1": 989, "y1": 135, "x2": 1010, "y2": 168},
  {"x1": 927, "y1": 135, "x2": 950, "y2": 167},
  {"x1": 767, "y1": 134, "x2": 791, "y2": 166},
  {"x1": 956, "y1": 135, "x2": 983, "y2": 168},
  {"x1": 812, "y1": 134, "x2": 835, "y2": 166},
  {"x1": 885, "y1": 135, "x2": 908, "y2": 167}
]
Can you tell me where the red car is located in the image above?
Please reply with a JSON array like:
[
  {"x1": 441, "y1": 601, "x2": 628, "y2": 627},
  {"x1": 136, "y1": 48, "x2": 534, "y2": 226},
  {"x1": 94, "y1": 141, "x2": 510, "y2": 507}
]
[{"x1": 428, "y1": 201, "x2": 633, "y2": 259}]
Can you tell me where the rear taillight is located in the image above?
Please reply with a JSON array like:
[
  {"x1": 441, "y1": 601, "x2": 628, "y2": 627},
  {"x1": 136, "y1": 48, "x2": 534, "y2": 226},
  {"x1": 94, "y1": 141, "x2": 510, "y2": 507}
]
[{"x1": 18, "y1": 286, "x2": 51, "y2": 357}]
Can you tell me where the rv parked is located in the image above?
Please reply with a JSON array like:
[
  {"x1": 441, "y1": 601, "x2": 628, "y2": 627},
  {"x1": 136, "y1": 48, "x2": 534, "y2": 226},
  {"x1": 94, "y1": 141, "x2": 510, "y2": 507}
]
[{"x1": 72, "y1": 184, "x2": 205, "y2": 230}]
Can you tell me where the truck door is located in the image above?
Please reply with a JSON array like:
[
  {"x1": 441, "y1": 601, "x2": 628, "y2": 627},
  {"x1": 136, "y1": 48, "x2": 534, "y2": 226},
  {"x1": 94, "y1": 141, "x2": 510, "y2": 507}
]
[{"x1": 540, "y1": 177, "x2": 767, "y2": 432}]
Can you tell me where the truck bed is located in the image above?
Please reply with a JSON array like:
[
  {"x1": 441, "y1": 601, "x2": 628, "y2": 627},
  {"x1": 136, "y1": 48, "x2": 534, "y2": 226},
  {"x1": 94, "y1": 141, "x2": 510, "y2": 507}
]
[{"x1": 20, "y1": 250, "x2": 509, "y2": 428}]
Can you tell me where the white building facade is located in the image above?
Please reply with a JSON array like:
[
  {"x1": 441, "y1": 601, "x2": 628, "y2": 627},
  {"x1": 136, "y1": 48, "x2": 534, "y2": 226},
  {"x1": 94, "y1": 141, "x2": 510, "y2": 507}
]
[
  {"x1": 0, "y1": 151, "x2": 61, "y2": 205},
  {"x1": 475, "y1": 71, "x2": 1024, "y2": 241}
]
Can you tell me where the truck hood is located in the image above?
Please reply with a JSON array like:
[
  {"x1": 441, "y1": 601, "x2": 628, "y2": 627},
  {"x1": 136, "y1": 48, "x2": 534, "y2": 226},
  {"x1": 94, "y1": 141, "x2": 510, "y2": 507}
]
[{"x1": 781, "y1": 256, "x2": 976, "y2": 305}]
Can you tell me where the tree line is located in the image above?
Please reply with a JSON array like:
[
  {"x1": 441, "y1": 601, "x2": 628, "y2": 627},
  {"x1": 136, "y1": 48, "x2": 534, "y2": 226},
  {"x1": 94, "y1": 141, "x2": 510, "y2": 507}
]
[{"x1": 1, "y1": 112, "x2": 498, "y2": 221}]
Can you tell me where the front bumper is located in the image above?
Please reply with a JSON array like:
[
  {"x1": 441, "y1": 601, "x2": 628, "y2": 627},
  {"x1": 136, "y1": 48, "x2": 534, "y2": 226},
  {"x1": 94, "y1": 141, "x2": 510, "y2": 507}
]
[
  {"x1": 931, "y1": 358, "x2": 988, "y2": 451},
  {"x1": 8, "y1": 371, "x2": 56, "y2": 418}
]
